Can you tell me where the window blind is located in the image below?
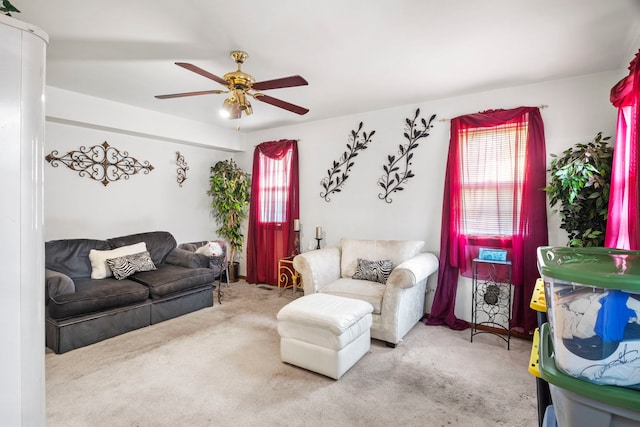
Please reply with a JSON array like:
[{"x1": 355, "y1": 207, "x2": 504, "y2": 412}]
[
  {"x1": 259, "y1": 149, "x2": 292, "y2": 223},
  {"x1": 459, "y1": 122, "x2": 528, "y2": 236}
]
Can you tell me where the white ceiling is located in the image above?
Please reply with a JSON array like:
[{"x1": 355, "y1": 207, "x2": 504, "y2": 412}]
[{"x1": 16, "y1": 0, "x2": 640, "y2": 132}]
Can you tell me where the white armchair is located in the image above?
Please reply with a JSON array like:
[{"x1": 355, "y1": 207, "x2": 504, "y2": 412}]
[{"x1": 293, "y1": 238, "x2": 439, "y2": 347}]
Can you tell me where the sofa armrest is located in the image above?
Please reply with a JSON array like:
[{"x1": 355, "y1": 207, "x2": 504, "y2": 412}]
[
  {"x1": 45, "y1": 268, "x2": 75, "y2": 303},
  {"x1": 386, "y1": 252, "x2": 439, "y2": 289},
  {"x1": 293, "y1": 247, "x2": 341, "y2": 295},
  {"x1": 164, "y1": 248, "x2": 209, "y2": 269}
]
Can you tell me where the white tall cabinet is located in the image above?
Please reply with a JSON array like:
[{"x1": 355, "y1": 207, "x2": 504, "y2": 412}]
[{"x1": 0, "y1": 14, "x2": 48, "y2": 426}]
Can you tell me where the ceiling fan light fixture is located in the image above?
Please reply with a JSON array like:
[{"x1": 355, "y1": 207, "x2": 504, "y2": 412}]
[
  {"x1": 235, "y1": 91, "x2": 253, "y2": 116},
  {"x1": 236, "y1": 92, "x2": 248, "y2": 110},
  {"x1": 220, "y1": 97, "x2": 235, "y2": 118},
  {"x1": 244, "y1": 101, "x2": 253, "y2": 116}
]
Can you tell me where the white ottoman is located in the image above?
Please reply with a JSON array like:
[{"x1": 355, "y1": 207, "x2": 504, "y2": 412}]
[{"x1": 276, "y1": 293, "x2": 373, "y2": 380}]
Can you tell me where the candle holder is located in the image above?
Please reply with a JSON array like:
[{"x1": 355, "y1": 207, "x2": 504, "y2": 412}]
[
  {"x1": 315, "y1": 237, "x2": 322, "y2": 250},
  {"x1": 292, "y1": 231, "x2": 301, "y2": 256}
]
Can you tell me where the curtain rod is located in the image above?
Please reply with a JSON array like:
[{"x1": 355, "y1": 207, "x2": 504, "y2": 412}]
[{"x1": 438, "y1": 104, "x2": 549, "y2": 122}]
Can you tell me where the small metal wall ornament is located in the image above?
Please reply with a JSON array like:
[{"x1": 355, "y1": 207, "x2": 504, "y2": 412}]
[
  {"x1": 320, "y1": 121, "x2": 376, "y2": 202},
  {"x1": 176, "y1": 151, "x2": 189, "y2": 187},
  {"x1": 377, "y1": 109, "x2": 436, "y2": 203},
  {"x1": 45, "y1": 141, "x2": 154, "y2": 186}
]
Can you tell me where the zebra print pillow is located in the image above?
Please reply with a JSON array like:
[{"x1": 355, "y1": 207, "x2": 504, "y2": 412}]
[
  {"x1": 106, "y1": 251, "x2": 156, "y2": 280},
  {"x1": 352, "y1": 258, "x2": 393, "y2": 284}
]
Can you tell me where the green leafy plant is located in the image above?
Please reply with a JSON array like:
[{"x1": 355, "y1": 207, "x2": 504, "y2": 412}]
[
  {"x1": 207, "y1": 159, "x2": 251, "y2": 264},
  {"x1": 1, "y1": 0, "x2": 20, "y2": 16},
  {"x1": 544, "y1": 132, "x2": 613, "y2": 247}
]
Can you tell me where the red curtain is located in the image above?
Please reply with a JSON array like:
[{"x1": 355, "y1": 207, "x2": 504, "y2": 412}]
[
  {"x1": 246, "y1": 139, "x2": 299, "y2": 285},
  {"x1": 606, "y1": 49, "x2": 640, "y2": 250},
  {"x1": 426, "y1": 107, "x2": 548, "y2": 334}
]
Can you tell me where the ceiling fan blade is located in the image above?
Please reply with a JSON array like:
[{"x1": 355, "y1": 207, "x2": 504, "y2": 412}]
[
  {"x1": 155, "y1": 90, "x2": 225, "y2": 99},
  {"x1": 175, "y1": 62, "x2": 229, "y2": 86},
  {"x1": 252, "y1": 75, "x2": 308, "y2": 91},
  {"x1": 254, "y1": 94, "x2": 309, "y2": 115}
]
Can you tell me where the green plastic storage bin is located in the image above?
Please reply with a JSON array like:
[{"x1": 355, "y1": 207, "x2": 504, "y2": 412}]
[{"x1": 537, "y1": 247, "x2": 640, "y2": 389}]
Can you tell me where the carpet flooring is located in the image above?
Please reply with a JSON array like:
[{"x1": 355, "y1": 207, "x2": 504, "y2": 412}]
[{"x1": 45, "y1": 281, "x2": 537, "y2": 426}]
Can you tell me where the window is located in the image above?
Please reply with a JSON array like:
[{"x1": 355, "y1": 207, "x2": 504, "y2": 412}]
[
  {"x1": 427, "y1": 107, "x2": 548, "y2": 334},
  {"x1": 247, "y1": 140, "x2": 299, "y2": 285},
  {"x1": 258, "y1": 149, "x2": 292, "y2": 223},
  {"x1": 459, "y1": 122, "x2": 527, "y2": 237}
]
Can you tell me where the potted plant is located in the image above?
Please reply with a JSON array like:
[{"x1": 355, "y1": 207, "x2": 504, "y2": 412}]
[
  {"x1": 544, "y1": 132, "x2": 613, "y2": 247},
  {"x1": 207, "y1": 159, "x2": 251, "y2": 281}
]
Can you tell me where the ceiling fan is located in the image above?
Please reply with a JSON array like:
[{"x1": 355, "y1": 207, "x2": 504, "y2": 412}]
[{"x1": 155, "y1": 51, "x2": 309, "y2": 120}]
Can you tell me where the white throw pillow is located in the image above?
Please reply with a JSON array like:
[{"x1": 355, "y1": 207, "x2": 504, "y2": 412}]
[
  {"x1": 89, "y1": 242, "x2": 147, "y2": 279},
  {"x1": 195, "y1": 241, "x2": 224, "y2": 257}
]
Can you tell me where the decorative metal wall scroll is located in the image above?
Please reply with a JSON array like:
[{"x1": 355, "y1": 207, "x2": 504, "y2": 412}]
[
  {"x1": 176, "y1": 151, "x2": 189, "y2": 186},
  {"x1": 45, "y1": 141, "x2": 154, "y2": 186},
  {"x1": 320, "y1": 122, "x2": 376, "y2": 202},
  {"x1": 377, "y1": 109, "x2": 436, "y2": 203}
]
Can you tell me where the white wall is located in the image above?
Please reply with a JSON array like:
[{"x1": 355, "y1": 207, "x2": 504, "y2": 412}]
[
  {"x1": 239, "y1": 70, "x2": 623, "y2": 318},
  {"x1": 44, "y1": 90, "x2": 243, "y2": 244},
  {"x1": 46, "y1": 87, "x2": 244, "y2": 152},
  {"x1": 43, "y1": 69, "x2": 625, "y2": 318}
]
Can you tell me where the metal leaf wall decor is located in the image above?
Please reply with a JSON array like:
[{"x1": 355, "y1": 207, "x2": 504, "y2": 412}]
[
  {"x1": 176, "y1": 151, "x2": 189, "y2": 186},
  {"x1": 320, "y1": 122, "x2": 376, "y2": 202},
  {"x1": 377, "y1": 109, "x2": 436, "y2": 203},
  {"x1": 45, "y1": 141, "x2": 154, "y2": 186}
]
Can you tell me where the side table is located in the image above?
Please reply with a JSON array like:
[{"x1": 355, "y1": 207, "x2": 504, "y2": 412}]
[
  {"x1": 471, "y1": 258, "x2": 512, "y2": 349},
  {"x1": 277, "y1": 256, "x2": 302, "y2": 297}
]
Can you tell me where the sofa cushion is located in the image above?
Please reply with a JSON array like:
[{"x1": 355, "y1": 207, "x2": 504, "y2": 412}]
[
  {"x1": 108, "y1": 231, "x2": 177, "y2": 266},
  {"x1": 45, "y1": 269, "x2": 75, "y2": 303},
  {"x1": 352, "y1": 258, "x2": 393, "y2": 284},
  {"x1": 89, "y1": 242, "x2": 147, "y2": 279},
  {"x1": 340, "y1": 239, "x2": 424, "y2": 278},
  {"x1": 48, "y1": 277, "x2": 149, "y2": 320},
  {"x1": 45, "y1": 238, "x2": 112, "y2": 279},
  {"x1": 164, "y1": 248, "x2": 210, "y2": 269},
  {"x1": 106, "y1": 251, "x2": 156, "y2": 280},
  {"x1": 319, "y1": 277, "x2": 385, "y2": 314},
  {"x1": 130, "y1": 264, "x2": 214, "y2": 298}
]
